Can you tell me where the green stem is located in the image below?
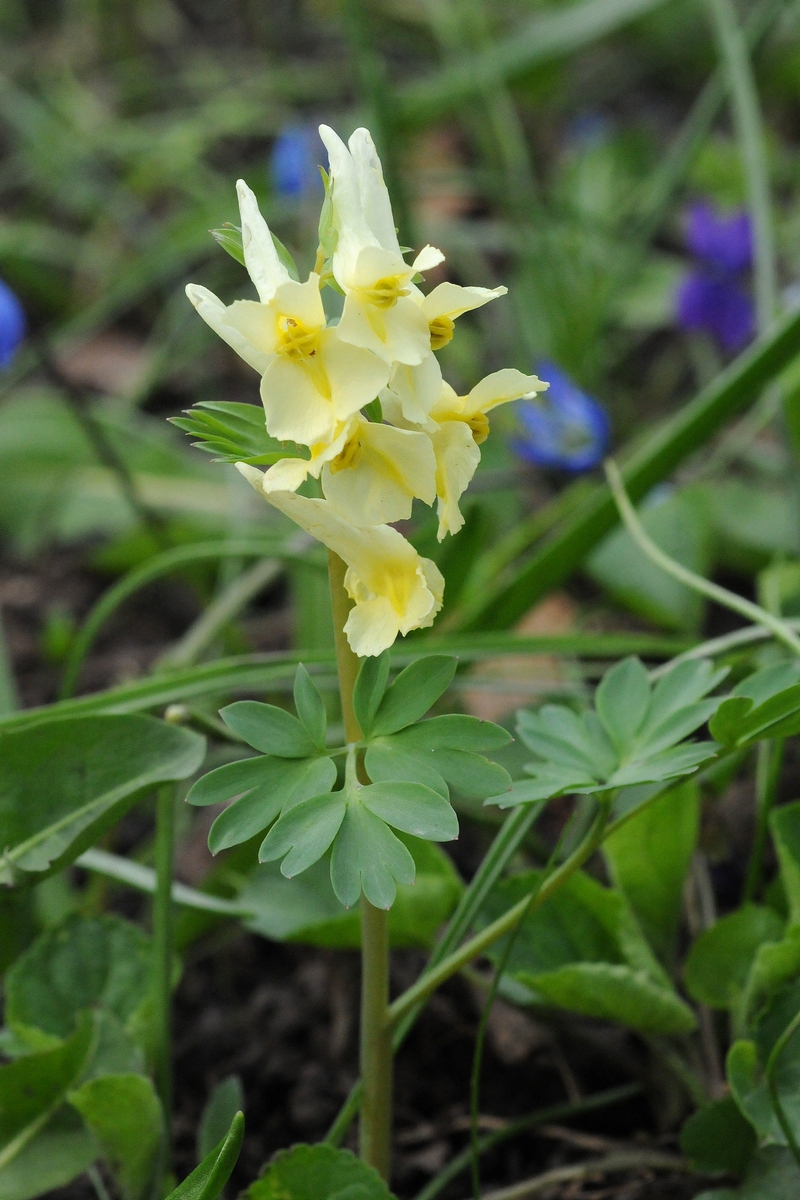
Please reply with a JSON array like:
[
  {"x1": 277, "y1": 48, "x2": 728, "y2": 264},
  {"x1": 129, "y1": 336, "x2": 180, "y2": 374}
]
[
  {"x1": 705, "y1": 0, "x2": 777, "y2": 332},
  {"x1": 152, "y1": 784, "x2": 175, "y2": 1182},
  {"x1": 744, "y1": 738, "x2": 784, "y2": 902},
  {"x1": 385, "y1": 796, "x2": 613, "y2": 1031},
  {"x1": 327, "y1": 551, "x2": 392, "y2": 1179},
  {"x1": 766, "y1": 1008, "x2": 800, "y2": 1168},
  {"x1": 605, "y1": 460, "x2": 800, "y2": 659}
]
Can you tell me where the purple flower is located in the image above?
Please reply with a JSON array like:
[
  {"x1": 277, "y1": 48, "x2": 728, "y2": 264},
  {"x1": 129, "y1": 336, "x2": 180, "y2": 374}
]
[
  {"x1": 676, "y1": 201, "x2": 755, "y2": 353},
  {"x1": 512, "y1": 362, "x2": 610, "y2": 473},
  {"x1": 270, "y1": 127, "x2": 321, "y2": 201},
  {"x1": 0, "y1": 279, "x2": 25, "y2": 369}
]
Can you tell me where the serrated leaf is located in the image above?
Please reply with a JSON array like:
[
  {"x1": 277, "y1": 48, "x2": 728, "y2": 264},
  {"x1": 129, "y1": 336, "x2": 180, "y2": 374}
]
[
  {"x1": 475, "y1": 869, "x2": 695, "y2": 1035},
  {"x1": 259, "y1": 792, "x2": 346, "y2": 875},
  {"x1": 69, "y1": 1074, "x2": 162, "y2": 1200},
  {"x1": 353, "y1": 652, "x2": 390, "y2": 738},
  {"x1": 293, "y1": 665, "x2": 326, "y2": 751},
  {"x1": 5, "y1": 915, "x2": 152, "y2": 1051},
  {"x1": 0, "y1": 716, "x2": 204, "y2": 885},
  {"x1": 330, "y1": 802, "x2": 415, "y2": 909},
  {"x1": 207, "y1": 756, "x2": 337, "y2": 853},
  {"x1": 371, "y1": 656, "x2": 457, "y2": 736},
  {"x1": 220, "y1": 701, "x2": 316, "y2": 757},
  {"x1": 166, "y1": 1112, "x2": 244, "y2": 1200},
  {"x1": 360, "y1": 781, "x2": 459, "y2": 841},
  {"x1": 245, "y1": 1142, "x2": 394, "y2": 1200}
]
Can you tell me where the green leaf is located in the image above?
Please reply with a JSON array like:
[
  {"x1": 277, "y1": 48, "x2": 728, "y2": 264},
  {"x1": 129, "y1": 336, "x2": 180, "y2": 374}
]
[
  {"x1": 352, "y1": 652, "x2": 390, "y2": 738},
  {"x1": 389, "y1": 714, "x2": 512, "y2": 753},
  {"x1": 0, "y1": 1107, "x2": 98, "y2": 1200},
  {"x1": 770, "y1": 801, "x2": 800, "y2": 924},
  {"x1": 680, "y1": 1096, "x2": 756, "y2": 1175},
  {"x1": 165, "y1": 1111, "x2": 244, "y2": 1200},
  {"x1": 685, "y1": 905, "x2": 784, "y2": 1012},
  {"x1": 604, "y1": 780, "x2": 699, "y2": 963},
  {"x1": 330, "y1": 801, "x2": 415, "y2": 909},
  {"x1": 740, "y1": 928, "x2": 800, "y2": 1033},
  {"x1": 293, "y1": 666, "x2": 326, "y2": 751},
  {"x1": 595, "y1": 657, "x2": 651, "y2": 755},
  {"x1": 0, "y1": 1015, "x2": 94, "y2": 1184},
  {"x1": 220, "y1": 701, "x2": 316, "y2": 757},
  {"x1": 207, "y1": 757, "x2": 337, "y2": 854},
  {"x1": 197, "y1": 1076, "x2": 244, "y2": 1164},
  {"x1": 508, "y1": 657, "x2": 720, "y2": 805},
  {"x1": 360, "y1": 781, "x2": 459, "y2": 841},
  {"x1": 710, "y1": 664, "x2": 800, "y2": 749},
  {"x1": 69, "y1": 1074, "x2": 162, "y2": 1200},
  {"x1": 241, "y1": 834, "x2": 462, "y2": 948},
  {"x1": 245, "y1": 1142, "x2": 394, "y2": 1200},
  {"x1": 0, "y1": 715, "x2": 204, "y2": 885},
  {"x1": 728, "y1": 1039, "x2": 792, "y2": 1146},
  {"x1": 427, "y1": 748, "x2": 512, "y2": 799},
  {"x1": 210, "y1": 224, "x2": 246, "y2": 267},
  {"x1": 371, "y1": 656, "x2": 457, "y2": 737},
  {"x1": 259, "y1": 792, "x2": 347, "y2": 875},
  {"x1": 733, "y1": 1147, "x2": 800, "y2": 1198},
  {"x1": 170, "y1": 401, "x2": 306, "y2": 467},
  {"x1": 364, "y1": 742, "x2": 449, "y2": 798},
  {"x1": 475, "y1": 870, "x2": 695, "y2": 1035},
  {"x1": 5, "y1": 915, "x2": 153, "y2": 1050}
]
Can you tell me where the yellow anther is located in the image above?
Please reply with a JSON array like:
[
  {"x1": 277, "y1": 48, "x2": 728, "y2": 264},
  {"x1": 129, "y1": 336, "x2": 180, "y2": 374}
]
[
  {"x1": 276, "y1": 316, "x2": 319, "y2": 360},
  {"x1": 468, "y1": 412, "x2": 490, "y2": 444},
  {"x1": 364, "y1": 275, "x2": 410, "y2": 310},
  {"x1": 429, "y1": 315, "x2": 455, "y2": 350},
  {"x1": 329, "y1": 437, "x2": 363, "y2": 474}
]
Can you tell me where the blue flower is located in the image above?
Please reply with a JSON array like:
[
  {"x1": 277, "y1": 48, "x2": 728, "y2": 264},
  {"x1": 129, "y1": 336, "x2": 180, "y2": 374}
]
[
  {"x1": 0, "y1": 279, "x2": 24, "y2": 369},
  {"x1": 512, "y1": 362, "x2": 610, "y2": 473},
  {"x1": 270, "y1": 126, "x2": 321, "y2": 201},
  {"x1": 675, "y1": 201, "x2": 755, "y2": 353}
]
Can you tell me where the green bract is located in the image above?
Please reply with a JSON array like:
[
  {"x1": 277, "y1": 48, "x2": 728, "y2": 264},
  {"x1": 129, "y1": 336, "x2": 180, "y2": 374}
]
[
  {"x1": 495, "y1": 657, "x2": 724, "y2": 806},
  {"x1": 170, "y1": 401, "x2": 307, "y2": 466}
]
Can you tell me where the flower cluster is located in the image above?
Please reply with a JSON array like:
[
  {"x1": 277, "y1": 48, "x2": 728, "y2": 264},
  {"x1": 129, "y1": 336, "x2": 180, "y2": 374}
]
[
  {"x1": 675, "y1": 201, "x2": 755, "y2": 354},
  {"x1": 186, "y1": 126, "x2": 545, "y2": 657}
]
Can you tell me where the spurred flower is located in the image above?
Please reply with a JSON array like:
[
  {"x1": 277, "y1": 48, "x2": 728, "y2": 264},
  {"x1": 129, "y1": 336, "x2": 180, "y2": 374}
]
[{"x1": 237, "y1": 464, "x2": 444, "y2": 656}]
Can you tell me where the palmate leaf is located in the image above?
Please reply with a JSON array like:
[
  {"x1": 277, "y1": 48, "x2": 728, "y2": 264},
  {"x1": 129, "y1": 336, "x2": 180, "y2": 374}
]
[
  {"x1": 170, "y1": 401, "x2": 307, "y2": 466},
  {"x1": 492, "y1": 657, "x2": 724, "y2": 807}
]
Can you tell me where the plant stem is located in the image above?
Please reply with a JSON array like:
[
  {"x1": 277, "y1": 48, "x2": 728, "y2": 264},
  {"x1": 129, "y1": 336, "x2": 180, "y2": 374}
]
[
  {"x1": 744, "y1": 737, "x2": 784, "y2": 901},
  {"x1": 605, "y1": 460, "x2": 800, "y2": 659},
  {"x1": 152, "y1": 783, "x2": 176, "y2": 1179},
  {"x1": 386, "y1": 797, "x2": 613, "y2": 1031},
  {"x1": 327, "y1": 550, "x2": 393, "y2": 1179}
]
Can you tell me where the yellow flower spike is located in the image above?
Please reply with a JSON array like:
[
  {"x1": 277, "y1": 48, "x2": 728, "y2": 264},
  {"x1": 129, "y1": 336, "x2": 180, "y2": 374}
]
[
  {"x1": 421, "y1": 282, "x2": 508, "y2": 351},
  {"x1": 319, "y1": 125, "x2": 444, "y2": 367},
  {"x1": 236, "y1": 464, "x2": 444, "y2": 657},
  {"x1": 186, "y1": 180, "x2": 389, "y2": 448}
]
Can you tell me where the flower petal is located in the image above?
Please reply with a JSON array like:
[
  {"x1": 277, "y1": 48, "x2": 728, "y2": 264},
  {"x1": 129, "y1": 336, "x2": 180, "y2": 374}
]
[
  {"x1": 430, "y1": 420, "x2": 481, "y2": 539},
  {"x1": 260, "y1": 355, "x2": 337, "y2": 445},
  {"x1": 185, "y1": 284, "x2": 271, "y2": 374},
  {"x1": 348, "y1": 127, "x2": 402, "y2": 256},
  {"x1": 421, "y1": 281, "x2": 507, "y2": 321},
  {"x1": 318, "y1": 328, "x2": 390, "y2": 421},
  {"x1": 236, "y1": 179, "x2": 291, "y2": 302},
  {"x1": 465, "y1": 368, "x2": 547, "y2": 416},
  {"x1": 321, "y1": 421, "x2": 436, "y2": 525},
  {"x1": 382, "y1": 355, "x2": 442, "y2": 429}
]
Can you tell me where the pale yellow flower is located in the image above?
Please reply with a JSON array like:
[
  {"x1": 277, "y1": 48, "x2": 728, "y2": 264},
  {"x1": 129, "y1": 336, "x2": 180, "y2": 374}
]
[
  {"x1": 427, "y1": 369, "x2": 548, "y2": 539},
  {"x1": 237, "y1": 465, "x2": 444, "y2": 656},
  {"x1": 319, "y1": 125, "x2": 444, "y2": 367},
  {"x1": 421, "y1": 282, "x2": 508, "y2": 351},
  {"x1": 186, "y1": 180, "x2": 388, "y2": 447}
]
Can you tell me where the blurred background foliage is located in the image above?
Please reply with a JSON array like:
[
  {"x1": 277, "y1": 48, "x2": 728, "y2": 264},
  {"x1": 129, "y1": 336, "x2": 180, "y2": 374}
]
[{"x1": 2, "y1": 0, "x2": 800, "y2": 700}]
